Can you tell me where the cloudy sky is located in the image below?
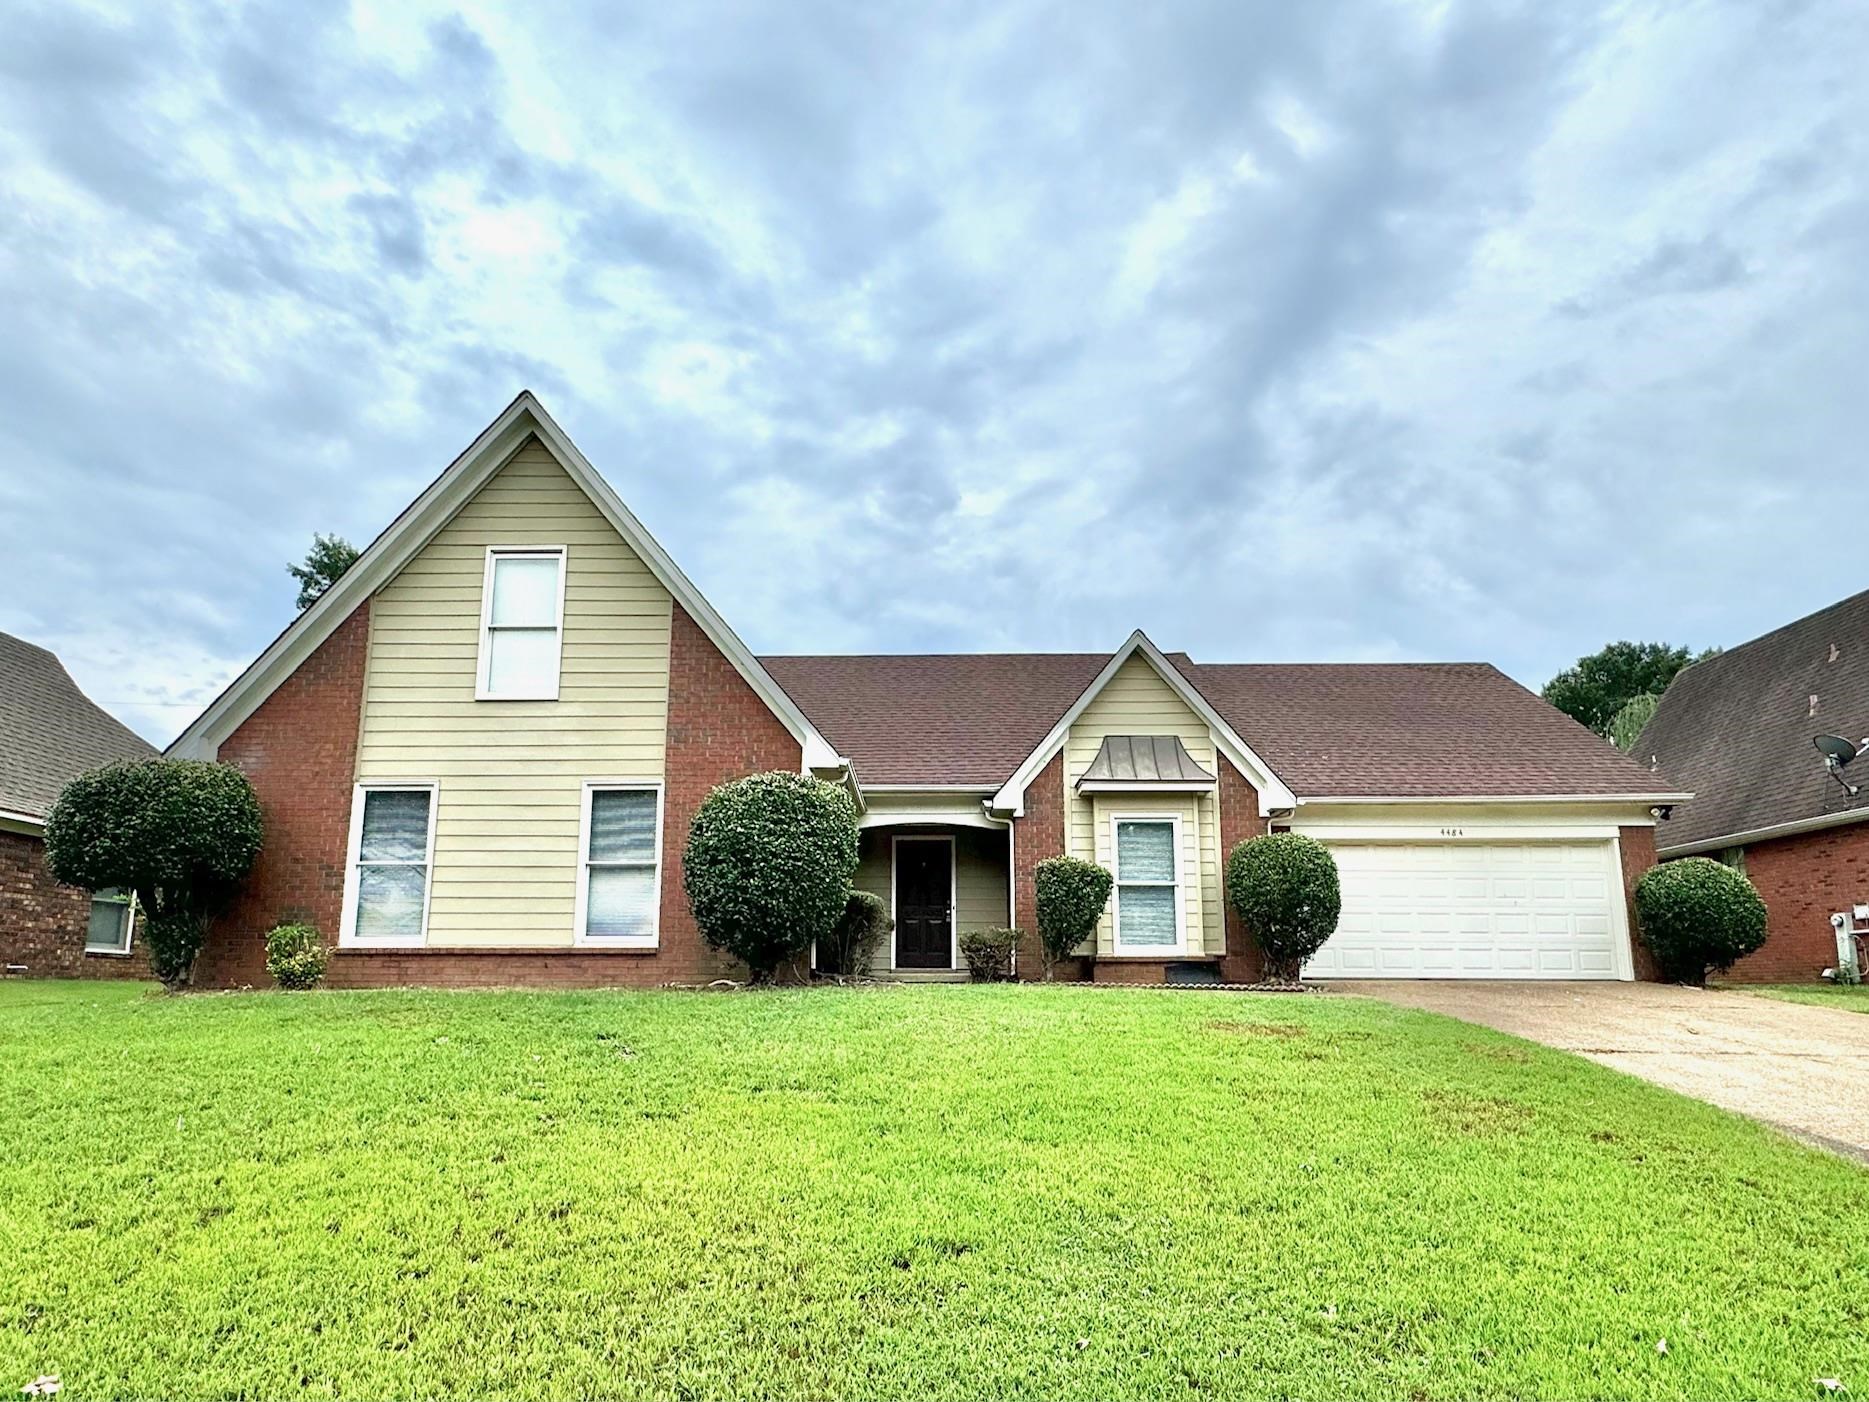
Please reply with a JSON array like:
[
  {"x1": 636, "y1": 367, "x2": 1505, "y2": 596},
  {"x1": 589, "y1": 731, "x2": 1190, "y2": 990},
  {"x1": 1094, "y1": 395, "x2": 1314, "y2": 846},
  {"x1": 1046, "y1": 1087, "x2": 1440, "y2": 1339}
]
[{"x1": 2, "y1": 0, "x2": 1864, "y2": 744}]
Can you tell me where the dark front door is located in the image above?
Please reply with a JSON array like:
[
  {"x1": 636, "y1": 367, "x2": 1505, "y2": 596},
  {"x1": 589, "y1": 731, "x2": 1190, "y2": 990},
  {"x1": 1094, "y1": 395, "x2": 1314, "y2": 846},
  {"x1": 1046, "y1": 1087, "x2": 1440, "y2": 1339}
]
[{"x1": 895, "y1": 839, "x2": 953, "y2": 970}]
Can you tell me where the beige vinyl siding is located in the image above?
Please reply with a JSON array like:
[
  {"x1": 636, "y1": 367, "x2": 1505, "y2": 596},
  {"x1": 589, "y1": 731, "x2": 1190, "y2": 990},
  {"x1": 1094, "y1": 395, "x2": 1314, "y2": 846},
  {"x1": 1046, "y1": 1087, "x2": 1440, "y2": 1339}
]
[
  {"x1": 854, "y1": 827, "x2": 1010, "y2": 972},
  {"x1": 356, "y1": 437, "x2": 674, "y2": 946},
  {"x1": 1062, "y1": 655, "x2": 1222, "y2": 955}
]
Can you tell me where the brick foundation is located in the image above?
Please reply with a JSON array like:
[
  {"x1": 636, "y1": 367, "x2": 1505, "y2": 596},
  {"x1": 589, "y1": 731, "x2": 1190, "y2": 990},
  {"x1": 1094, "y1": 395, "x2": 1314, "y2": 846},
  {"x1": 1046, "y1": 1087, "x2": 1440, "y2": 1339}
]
[
  {"x1": 1717, "y1": 821, "x2": 1869, "y2": 983},
  {"x1": 0, "y1": 828, "x2": 152, "y2": 979},
  {"x1": 1010, "y1": 753, "x2": 1071, "y2": 980}
]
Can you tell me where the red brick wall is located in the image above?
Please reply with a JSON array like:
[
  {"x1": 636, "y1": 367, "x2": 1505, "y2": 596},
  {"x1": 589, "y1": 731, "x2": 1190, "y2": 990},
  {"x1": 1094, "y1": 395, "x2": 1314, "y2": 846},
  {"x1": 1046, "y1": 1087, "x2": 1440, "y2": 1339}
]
[
  {"x1": 1218, "y1": 756, "x2": 1267, "y2": 983},
  {"x1": 653, "y1": 602, "x2": 804, "y2": 984},
  {"x1": 1011, "y1": 753, "x2": 1070, "y2": 980},
  {"x1": 0, "y1": 828, "x2": 153, "y2": 979},
  {"x1": 1720, "y1": 821, "x2": 1869, "y2": 983},
  {"x1": 201, "y1": 602, "x2": 372, "y2": 987},
  {"x1": 1618, "y1": 825, "x2": 1661, "y2": 982}
]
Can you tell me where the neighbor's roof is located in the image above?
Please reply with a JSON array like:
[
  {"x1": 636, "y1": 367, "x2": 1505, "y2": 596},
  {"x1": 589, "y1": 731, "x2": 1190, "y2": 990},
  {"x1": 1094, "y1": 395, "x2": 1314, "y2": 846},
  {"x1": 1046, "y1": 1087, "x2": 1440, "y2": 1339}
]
[
  {"x1": 1637, "y1": 588, "x2": 1869, "y2": 852},
  {"x1": 0, "y1": 631, "x2": 155, "y2": 822},
  {"x1": 763, "y1": 652, "x2": 1670, "y2": 798}
]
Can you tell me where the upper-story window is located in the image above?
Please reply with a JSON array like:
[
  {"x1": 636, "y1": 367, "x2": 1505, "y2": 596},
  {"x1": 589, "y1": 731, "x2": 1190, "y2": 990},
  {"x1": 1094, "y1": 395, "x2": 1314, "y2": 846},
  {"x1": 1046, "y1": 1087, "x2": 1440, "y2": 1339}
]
[{"x1": 477, "y1": 547, "x2": 566, "y2": 700}]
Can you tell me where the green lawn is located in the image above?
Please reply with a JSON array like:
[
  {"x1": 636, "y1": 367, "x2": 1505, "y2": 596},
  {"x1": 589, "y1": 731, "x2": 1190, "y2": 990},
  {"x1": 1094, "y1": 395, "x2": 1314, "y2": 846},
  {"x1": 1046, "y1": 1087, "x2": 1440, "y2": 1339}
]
[
  {"x1": 1741, "y1": 982, "x2": 1869, "y2": 1012},
  {"x1": 3, "y1": 982, "x2": 1866, "y2": 1400}
]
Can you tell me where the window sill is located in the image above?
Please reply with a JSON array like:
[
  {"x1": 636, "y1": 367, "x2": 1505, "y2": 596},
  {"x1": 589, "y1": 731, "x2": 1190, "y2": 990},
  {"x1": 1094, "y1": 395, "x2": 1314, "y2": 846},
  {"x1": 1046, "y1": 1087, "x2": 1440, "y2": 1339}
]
[
  {"x1": 83, "y1": 948, "x2": 134, "y2": 959},
  {"x1": 1103, "y1": 951, "x2": 1215, "y2": 961}
]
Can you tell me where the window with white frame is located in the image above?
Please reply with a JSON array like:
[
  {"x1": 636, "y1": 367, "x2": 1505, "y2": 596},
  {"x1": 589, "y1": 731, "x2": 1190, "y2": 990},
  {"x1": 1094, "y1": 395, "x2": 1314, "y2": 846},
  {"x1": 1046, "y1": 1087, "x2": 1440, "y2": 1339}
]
[
  {"x1": 477, "y1": 547, "x2": 565, "y2": 699},
  {"x1": 579, "y1": 786, "x2": 662, "y2": 945},
  {"x1": 1113, "y1": 817, "x2": 1181, "y2": 951},
  {"x1": 345, "y1": 786, "x2": 435, "y2": 944},
  {"x1": 85, "y1": 888, "x2": 134, "y2": 955}
]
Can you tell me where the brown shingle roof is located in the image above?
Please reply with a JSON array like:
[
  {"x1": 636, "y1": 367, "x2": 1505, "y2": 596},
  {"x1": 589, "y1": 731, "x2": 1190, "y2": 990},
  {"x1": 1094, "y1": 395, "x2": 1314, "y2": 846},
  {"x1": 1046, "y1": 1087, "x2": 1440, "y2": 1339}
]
[
  {"x1": 761, "y1": 650, "x2": 1672, "y2": 798},
  {"x1": 761, "y1": 653, "x2": 1107, "y2": 787},
  {"x1": 1184, "y1": 661, "x2": 1670, "y2": 798},
  {"x1": 1637, "y1": 588, "x2": 1869, "y2": 851},
  {"x1": 0, "y1": 631, "x2": 155, "y2": 822}
]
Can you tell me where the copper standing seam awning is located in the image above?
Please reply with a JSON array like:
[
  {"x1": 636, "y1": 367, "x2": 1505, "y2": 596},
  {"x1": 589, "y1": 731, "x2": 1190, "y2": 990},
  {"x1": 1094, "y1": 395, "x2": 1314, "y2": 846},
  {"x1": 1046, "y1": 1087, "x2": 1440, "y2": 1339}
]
[{"x1": 1076, "y1": 734, "x2": 1218, "y2": 791}]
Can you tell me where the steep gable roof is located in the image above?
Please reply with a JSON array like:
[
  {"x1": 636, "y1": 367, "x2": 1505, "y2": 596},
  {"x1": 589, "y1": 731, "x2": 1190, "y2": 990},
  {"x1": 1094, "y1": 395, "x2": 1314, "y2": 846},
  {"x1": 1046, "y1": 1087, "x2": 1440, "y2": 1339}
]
[
  {"x1": 0, "y1": 632, "x2": 155, "y2": 823},
  {"x1": 169, "y1": 393, "x2": 842, "y2": 772},
  {"x1": 1638, "y1": 588, "x2": 1869, "y2": 852}
]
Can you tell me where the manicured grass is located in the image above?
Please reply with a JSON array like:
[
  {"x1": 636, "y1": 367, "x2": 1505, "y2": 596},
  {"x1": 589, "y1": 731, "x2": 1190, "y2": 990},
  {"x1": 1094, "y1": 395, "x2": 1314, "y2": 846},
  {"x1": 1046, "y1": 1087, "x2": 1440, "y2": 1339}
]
[
  {"x1": 3, "y1": 981, "x2": 1866, "y2": 1400},
  {"x1": 1741, "y1": 983, "x2": 1869, "y2": 1013}
]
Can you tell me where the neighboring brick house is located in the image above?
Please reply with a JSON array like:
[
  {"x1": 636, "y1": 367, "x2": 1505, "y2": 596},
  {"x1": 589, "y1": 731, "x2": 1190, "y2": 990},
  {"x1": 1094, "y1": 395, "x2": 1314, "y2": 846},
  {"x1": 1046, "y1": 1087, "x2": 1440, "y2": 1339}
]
[
  {"x1": 0, "y1": 631, "x2": 157, "y2": 978},
  {"x1": 1637, "y1": 589, "x2": 1869, "y2": 982},
  {"x1": 169, "y1": 393, "x2": 1687, "y2": 989}
]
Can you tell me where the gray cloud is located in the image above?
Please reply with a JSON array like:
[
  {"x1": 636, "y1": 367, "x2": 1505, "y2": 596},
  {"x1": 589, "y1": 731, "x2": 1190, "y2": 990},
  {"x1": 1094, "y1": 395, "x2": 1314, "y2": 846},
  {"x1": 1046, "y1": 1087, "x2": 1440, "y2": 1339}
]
[{"x1": 1, "y1": 0, "x2": 1866, "y2": 742}]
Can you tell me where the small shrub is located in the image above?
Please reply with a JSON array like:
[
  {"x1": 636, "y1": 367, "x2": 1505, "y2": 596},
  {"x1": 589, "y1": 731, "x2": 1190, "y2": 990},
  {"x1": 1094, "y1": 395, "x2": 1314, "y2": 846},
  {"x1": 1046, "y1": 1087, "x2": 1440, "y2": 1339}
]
[
  {"x1": 1225, "y1": 833, "x2": 1342, "y2": 982},
  {"x1": 1635, "y1": 857, "x2": 1768, "y2": 985},
  {"x1": 683, "y1": 772, "x2": 859, "y2": 984},
  {"x1": 959, "y1": 927, "x2": 1019, "y2": 982},
  {"x1": 266, "y1": 923, "x2": 329, "y2": 990},
  {"x1": 1034, "y1": 856, "x2": 1112, "y2": 979},
  {"x1": 820, "y1": 890, "x2": 891, "y2": 977},
  {"x1": 45, "y1": 759, "x2": 264, "y2": 989}
]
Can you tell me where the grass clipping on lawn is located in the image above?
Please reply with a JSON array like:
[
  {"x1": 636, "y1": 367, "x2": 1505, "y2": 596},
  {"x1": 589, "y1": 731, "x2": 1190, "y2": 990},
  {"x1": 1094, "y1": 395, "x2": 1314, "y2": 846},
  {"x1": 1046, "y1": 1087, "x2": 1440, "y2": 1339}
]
[{"x1": 2, "y1": 980, "x2": 1866, "y2": 1400}]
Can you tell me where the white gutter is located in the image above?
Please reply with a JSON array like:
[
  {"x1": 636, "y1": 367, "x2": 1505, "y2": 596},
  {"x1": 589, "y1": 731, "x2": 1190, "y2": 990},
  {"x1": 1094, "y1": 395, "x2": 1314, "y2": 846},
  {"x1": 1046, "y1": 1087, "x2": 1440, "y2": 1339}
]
[
  {"x1": 1300, "y1": 793, "x2": 1694, "y2": 806},
  {"x1": 1660, "y1": 805, "x2": 1869, "y2": 858}
]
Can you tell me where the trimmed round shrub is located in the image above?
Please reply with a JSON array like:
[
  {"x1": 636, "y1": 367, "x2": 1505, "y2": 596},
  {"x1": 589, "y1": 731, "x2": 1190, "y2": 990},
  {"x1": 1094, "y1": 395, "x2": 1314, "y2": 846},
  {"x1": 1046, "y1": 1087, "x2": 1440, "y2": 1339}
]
[
  {"x1": 45, "y1": 759, "x2": 263, "y2": 989},
  {"x1": 683, "y1": 772, "x2": 859, "y2": 984},
  {"x1": 819, "y1": 889, "x2": 892, "y2": 978},
  {"x1": 1634, "y1": 857, "x2": 1768, "y2": 985},
  {"x1": 959, "y1": 927, "x2": 1019, "y2": 982},
  {"x1": 1034, "y1": 856, "x2": 1113, "y2": 979},
  {"x1": 1225, "y1": 833, "x2": 1342, "y2": 982},
  {"x1": 266, "y1": 923, "x2": 329, "y2": 990}
]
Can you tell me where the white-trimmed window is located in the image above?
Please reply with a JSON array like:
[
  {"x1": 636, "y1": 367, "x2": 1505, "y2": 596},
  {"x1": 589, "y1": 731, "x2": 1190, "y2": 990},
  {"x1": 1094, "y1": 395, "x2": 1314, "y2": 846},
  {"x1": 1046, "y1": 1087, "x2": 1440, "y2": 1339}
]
[
  {"x1": 85, "y1": 888, "x2": 135, "y2": 955},
  {"x1": 577, "y1": 784, "x2": 662, "y2": 946},
  {"x1": 477, "y1": 547, "x2": 566, "y2": 700},
  {"x1": 342, "y1": 785, "x2": 436, "y2": 945},
  {"x1": 1112, "y1": 816, "x2": 1183, "y2": 953}
]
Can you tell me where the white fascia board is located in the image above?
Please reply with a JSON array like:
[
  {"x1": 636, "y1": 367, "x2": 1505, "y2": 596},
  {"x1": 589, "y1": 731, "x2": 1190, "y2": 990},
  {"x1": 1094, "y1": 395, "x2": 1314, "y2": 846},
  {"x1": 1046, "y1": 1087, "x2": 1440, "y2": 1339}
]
[
  {"x1": 0, "y1": 809, "x2": 46, "y2": 836},
  {"x1": 1659, "y1": 805, "x2": 1869, "y2": 857},
  {"x1": 990, "y1": 629, "x2": 1296, "y2": 817},
  {"x1": 168, "y1": 392, "x2": 843, "y2": 774}
]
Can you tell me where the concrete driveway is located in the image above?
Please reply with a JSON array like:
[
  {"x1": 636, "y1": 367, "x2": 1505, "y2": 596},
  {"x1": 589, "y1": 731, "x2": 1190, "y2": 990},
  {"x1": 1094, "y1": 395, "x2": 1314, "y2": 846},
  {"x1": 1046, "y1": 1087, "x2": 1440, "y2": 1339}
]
[{"x1": 1337, "y1": 980, "x2": 1869, "y2": 1161}]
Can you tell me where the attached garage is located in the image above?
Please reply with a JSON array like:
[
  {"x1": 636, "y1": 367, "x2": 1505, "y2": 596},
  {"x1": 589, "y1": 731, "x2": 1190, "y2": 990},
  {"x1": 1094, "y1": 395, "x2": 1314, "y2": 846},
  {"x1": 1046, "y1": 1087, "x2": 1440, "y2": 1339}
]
[{"x1": 1302, "y1": 838, "x2": 1633, "y2": 981}]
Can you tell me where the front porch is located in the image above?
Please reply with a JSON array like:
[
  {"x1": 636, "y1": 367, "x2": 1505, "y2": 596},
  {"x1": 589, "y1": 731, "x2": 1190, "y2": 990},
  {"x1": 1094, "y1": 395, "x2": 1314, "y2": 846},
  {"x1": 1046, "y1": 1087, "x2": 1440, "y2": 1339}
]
[{"x1": 846, "y1": 822, "x2": 1011, "y2": 979}]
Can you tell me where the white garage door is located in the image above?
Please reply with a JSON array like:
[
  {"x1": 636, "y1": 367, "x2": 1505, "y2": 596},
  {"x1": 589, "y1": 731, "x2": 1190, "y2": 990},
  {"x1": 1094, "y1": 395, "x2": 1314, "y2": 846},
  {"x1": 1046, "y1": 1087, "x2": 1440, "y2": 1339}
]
[{"x1": 1304, "y1": 841, "x2": 1626, "y2": 980}]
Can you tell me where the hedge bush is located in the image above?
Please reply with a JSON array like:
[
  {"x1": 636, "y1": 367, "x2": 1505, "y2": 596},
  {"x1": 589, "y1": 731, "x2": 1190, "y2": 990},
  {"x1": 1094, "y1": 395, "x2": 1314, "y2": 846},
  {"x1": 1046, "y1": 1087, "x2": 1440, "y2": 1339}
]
[
  {"x1": 819, "y1": 889, "x2": 892, "y2": 978},
  {"x1": 1225, "y1": 833, "x2": 1342, "y2": 982},
  {"x1": 1634, "y1": 857, "x2": 1768, "y2": 985},
  {"x1": 683, "y1": 772, "x2": 859, "y2": 984},
  {"x1": 959, "y1": 927, "x2": 1019, "y2": 982},
  {"x1": 1034, "y1": 856, "x2": 1113, "y2": 979},
  {"x1": 265, "y1": 923, "x2": 329, "y2": 990},
  {"x1": 45, "y1": 759, "x2": 263, "y2": 989}
]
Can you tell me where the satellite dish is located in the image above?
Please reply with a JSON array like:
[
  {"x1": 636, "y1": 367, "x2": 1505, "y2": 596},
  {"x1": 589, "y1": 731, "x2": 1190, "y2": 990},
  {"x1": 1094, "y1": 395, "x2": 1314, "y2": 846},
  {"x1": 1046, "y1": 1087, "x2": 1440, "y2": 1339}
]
[
  {"x1": 1815, "y1": 734, "x2": 1868, "y2": 796},
  {"x1": 1815, "y1": 734, "x2": 1861, "y2": 766}
]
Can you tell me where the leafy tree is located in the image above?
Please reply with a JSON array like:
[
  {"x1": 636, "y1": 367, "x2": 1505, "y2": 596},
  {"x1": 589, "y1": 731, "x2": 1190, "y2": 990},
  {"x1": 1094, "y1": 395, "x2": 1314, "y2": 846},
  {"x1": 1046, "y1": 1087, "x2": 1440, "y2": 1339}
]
[
  {"x1": 1225, "y1": 833, "x2": 1342, "y2": 982},
  {"x1": 1607, "y1": 691, "x2": 1661, "y2": 753},
  {"x1": 1033, "y1": 856, "x2": 1112, "y2": 979},
  {"x1": 45, "y1": 760, "x2": 264, "y2": 989},
  {"x1": 1542, "y1": 641, "x2": 1710, "y2": 737},
  {"x1": 287, "y1": 533, "x2": 360, "y2": 612},
  {"x1": 1634, "y1": 857, "x2": 1768, "y2": 985},
  {"x1": 683, "y1": 772, "x2": 858, "y2": 984}
]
